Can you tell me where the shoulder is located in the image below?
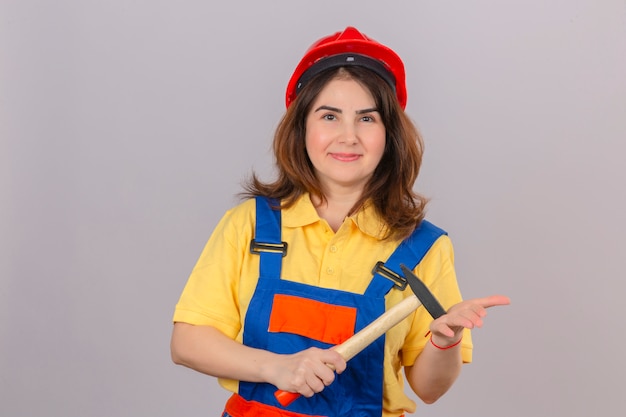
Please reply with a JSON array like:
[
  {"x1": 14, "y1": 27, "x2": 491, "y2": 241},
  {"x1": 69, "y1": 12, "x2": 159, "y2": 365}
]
[
  {"x1": 421, "y1": 233, "x2": 454, "y2": 264},
  {"x1": 429, "y1": 231, "x2": 453, "y2": 252},
  {"x1": 224, "y1": 197, "x2": 257, "y2": 219},
  {"x1": 211, "y1": 198, "x2": 258, "y2": 244},
  {"x1": 400, "y1": 220, "x2": 454, "y2": 264},
  {"x1": 415, "y1": 233, "x2": 456, "y2": 286}
]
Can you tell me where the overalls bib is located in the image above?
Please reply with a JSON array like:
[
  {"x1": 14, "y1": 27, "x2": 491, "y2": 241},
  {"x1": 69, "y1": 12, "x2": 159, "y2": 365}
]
[{"x1": 223, "y1": 197, "x2": 446, "y2": 417}]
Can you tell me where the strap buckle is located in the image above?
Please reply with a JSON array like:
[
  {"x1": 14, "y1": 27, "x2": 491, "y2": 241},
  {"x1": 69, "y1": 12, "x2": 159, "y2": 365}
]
[
  {"x1": 371, "y1": 261, "x2": 407, "y2": 290},
  {"x1": 250, "y1": 240, "x2": 288, "y2": 257}
]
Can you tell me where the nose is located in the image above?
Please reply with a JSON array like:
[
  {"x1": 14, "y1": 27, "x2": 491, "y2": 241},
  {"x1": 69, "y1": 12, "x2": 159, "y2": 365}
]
[{"x1": 339, "y1": 122, "x2": 358, "y2": 144}]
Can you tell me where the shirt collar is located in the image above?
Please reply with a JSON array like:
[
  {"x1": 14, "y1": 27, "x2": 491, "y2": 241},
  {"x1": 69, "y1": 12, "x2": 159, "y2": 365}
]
[
  {"x1": 350, "y1": 200, "x2": 390, "y2": 240},
  {"x1": 281, "y1": 193, "x2": 321, "y2": 228},
  {"x1": 282, "y1": 194, "x2": 390, "y2": 240}
]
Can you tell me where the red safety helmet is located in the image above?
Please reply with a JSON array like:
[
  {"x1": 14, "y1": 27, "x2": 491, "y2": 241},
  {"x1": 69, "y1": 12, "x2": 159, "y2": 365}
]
[{"x1": 285, "y1": 27, "x2": 407, "y2": 109}]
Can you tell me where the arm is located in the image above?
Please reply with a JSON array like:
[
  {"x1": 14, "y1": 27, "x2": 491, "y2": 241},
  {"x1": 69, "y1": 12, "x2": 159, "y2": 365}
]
[
  {"x1": 170, "y1": 322, "x2": 347, "y2": 397},
  {"x1": 404, "y1": 340, "x2": 462, "y2": 404},
  {"x1": 404, "y1": 295, "x2": 510, "y2": 404}
]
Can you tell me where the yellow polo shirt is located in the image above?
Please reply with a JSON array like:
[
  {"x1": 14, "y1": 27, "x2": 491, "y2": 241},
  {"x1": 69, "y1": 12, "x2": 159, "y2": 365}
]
[{"x1": 173, "y1": 194, "x2": 472, "y2": 416}]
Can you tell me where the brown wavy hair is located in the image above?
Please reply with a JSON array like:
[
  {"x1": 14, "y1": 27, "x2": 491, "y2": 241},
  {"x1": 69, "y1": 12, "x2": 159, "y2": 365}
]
[{"x1": 241, "y1": 66, "x2": 428, "y2": 240}]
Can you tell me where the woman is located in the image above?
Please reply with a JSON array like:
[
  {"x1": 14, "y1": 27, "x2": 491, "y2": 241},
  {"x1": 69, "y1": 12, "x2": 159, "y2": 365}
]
[{"x1": 171, "y1": 27, "x2": 509, "y2": 417}]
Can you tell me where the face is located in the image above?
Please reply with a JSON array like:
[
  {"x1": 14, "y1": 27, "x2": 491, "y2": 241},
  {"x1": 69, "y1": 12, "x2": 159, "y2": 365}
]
[{"x1": 305, "y1": 77, "x2": 386, "y2": 195}]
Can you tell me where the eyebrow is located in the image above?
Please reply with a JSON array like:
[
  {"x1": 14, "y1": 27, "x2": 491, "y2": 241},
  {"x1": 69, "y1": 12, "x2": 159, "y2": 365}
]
[{"x1": 314, "y1": 105, "x2": 379, "y2": 114}]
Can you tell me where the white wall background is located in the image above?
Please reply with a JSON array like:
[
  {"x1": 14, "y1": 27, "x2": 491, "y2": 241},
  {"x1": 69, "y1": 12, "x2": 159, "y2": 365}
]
[{"x1": 2, "y1": 1, "x2": 625, "y2": 416}]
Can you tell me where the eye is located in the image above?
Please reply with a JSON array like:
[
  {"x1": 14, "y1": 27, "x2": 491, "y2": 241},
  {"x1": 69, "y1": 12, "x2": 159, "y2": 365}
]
[
  {"x1": 322, "y1": 113, "x2": 337, "y2": 121},
  {"x1": 360, "y1": 115, "x2": 375, "y2": 122}
]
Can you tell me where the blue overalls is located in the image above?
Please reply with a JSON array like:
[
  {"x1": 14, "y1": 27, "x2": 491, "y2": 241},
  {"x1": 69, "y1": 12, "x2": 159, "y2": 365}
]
[{"x1": 223, "y1": 197, "x2": 445, "y2": 417}]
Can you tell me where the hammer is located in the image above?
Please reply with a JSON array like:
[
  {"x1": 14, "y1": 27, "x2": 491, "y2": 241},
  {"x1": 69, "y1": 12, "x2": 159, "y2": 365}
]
[{"x1": 274, "y1": 264, "x2": 446, "y2": 406}]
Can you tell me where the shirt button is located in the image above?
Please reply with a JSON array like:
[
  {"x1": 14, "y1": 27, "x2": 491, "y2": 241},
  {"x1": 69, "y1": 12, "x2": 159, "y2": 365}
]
[
  {"x1": 329, "y1": 245, "x2": 338, "y2": 253},
  {"x1": 326, "y1": 267, "x2": 334, "y2": 274}
]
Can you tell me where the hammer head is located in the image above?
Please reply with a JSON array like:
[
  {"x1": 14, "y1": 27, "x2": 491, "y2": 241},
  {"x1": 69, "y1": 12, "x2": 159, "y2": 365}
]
[{"x1": 400, "y1": 264, "x2": 447, "y2": 319}]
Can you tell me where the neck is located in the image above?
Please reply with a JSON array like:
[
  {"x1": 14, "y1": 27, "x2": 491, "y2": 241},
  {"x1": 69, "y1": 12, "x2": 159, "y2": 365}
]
[{"x1": 311, "y1": 188, "x2": 364, "y2": 232}]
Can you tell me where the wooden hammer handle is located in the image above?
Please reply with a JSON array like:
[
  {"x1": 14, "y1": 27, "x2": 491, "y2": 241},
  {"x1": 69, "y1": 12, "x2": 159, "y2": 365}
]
[{"x1": 274, "y1": 295, "x2": 422, "y2": 406}]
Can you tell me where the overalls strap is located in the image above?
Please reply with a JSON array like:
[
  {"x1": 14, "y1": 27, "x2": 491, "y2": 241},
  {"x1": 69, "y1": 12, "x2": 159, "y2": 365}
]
[
  {"x1": 365, "y1": 220, "x2": 447, "y2": 297},
  {"x1": 253, "y1": 197, "x2": 285, "y2": 279}
]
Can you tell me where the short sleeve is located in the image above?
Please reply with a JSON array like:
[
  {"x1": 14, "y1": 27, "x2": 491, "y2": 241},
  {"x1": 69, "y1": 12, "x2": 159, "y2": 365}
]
[{"x1": 172, "y1": 200, "x2": 256, "y2": 339}]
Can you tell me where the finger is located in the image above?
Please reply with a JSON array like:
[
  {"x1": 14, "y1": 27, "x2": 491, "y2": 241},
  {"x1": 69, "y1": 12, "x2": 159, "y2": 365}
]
[
  {"x1": 307, "y1": 377, "x2": 326, "y2": 394},
  {"x1": 430, "y1": 319, "x2": 457, "y2": 337},
  {"x1": 459, "y1": 310, "x2": 485, "y2": 328},
  {"x1": 324, "y1": 350, "x2": 347, "y2": 373},
  {"x1": 299, "y1": 386, "x2": 316, "y2": 398},
  {"x1": 316, "y1": 367, "x2": 336, "y2": 388},
  {"x1": 304, "y1": 370, "x2": 331, "y2": 394},
  {"x1": 472, "y1": 294, "x2": 511, "y2": 309},
  {"x1": 310, "y1": 356, "x2": 337, "y2": 381},
  {"x1": 436, "y1": 306, "x2": 485, "y2": 333},
  {"x1": 446, "y1": 313, "x2": 481, "y2": 330}
]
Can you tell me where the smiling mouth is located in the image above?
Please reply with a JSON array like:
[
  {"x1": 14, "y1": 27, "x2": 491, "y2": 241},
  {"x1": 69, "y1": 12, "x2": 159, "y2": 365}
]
[{"x1": 330, "y1": 153, "x2": 361, "y2": 162}]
